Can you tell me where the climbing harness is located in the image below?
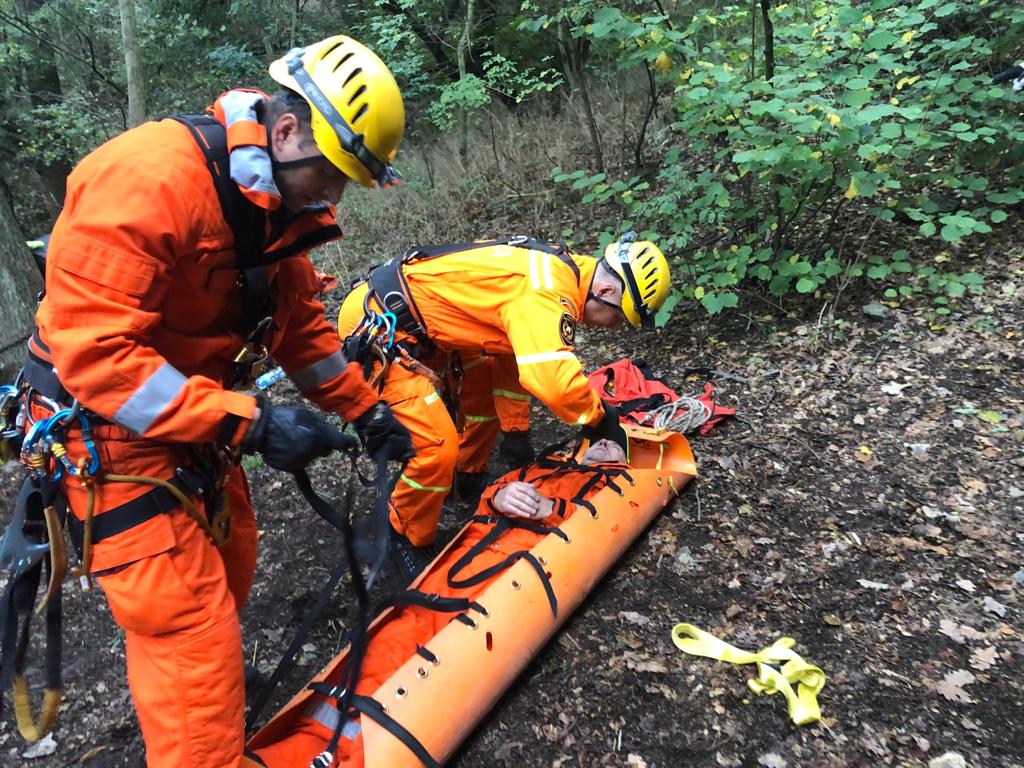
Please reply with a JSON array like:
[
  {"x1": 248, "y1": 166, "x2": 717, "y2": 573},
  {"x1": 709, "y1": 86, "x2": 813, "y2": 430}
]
[{"x1": 671, "y1": 623, "x2": 826, "y2": 726}]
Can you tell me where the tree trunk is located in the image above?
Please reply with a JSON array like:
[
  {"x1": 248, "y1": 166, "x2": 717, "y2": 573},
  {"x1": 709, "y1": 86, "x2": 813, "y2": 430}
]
[
  {"x1": 0, "y1": 189, "x2": 43, "y2": 378},
  {"x1": 119, "y1": 0, "x2": 146, "y2": 127},
  {"x1": 456, "y1": 0, "x2": 477, "y2": 163},
  {"x1": 558, "y1": 19, "x2": 604, "y2": 173}
]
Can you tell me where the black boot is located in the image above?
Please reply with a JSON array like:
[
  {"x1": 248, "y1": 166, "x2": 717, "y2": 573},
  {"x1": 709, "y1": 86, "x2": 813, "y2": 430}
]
[
  {"x1": 453, "y1": 471, "x2": 492, "y2": 509},
  {"x1": 388, "y1": 526, "x2": 434, "y2": 584},
  {"x1": 499, "y1": 429, "x2": 535, "y2": 469}
]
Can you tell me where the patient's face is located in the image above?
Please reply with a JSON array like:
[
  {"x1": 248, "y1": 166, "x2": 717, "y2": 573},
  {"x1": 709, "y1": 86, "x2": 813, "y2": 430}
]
[{"x1": 582, "y1": 439, "x2": 626, "y2": 464}]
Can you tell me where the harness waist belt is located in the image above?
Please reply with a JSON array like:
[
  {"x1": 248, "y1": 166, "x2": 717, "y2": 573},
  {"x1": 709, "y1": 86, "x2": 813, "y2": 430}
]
[{"x1": 66, "y1": 467, "x2": 207, "y2": 551}]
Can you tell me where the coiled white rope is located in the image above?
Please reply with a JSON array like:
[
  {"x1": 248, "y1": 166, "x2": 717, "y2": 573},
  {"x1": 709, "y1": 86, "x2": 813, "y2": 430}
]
[{"x1": 637, "y1": 395, "x2": 712, "y2": 434}]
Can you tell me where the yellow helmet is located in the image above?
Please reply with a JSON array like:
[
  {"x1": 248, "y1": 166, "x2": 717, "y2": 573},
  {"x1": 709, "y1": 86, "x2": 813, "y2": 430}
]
[
  {"x1": 602, "y1": 238, "x2": 671, "y2": 328},
  {"x1": 269, "y1": 35, "x2": 405, "y2": 188}
]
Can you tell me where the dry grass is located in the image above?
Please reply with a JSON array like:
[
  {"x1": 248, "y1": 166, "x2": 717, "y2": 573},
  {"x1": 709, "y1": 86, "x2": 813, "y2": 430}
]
[{"x1": 311, "y1": 73, "x2": 675, "y2": 280}]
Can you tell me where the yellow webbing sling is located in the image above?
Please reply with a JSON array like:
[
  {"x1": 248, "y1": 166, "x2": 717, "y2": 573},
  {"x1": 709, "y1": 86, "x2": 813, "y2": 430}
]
[{"x1": 671, "y1": 623, "x2": 826, "y2": 726}]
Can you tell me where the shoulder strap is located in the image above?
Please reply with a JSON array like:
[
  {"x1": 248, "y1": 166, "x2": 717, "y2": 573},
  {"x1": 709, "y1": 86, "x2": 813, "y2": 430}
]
[{"x1": 168, "y1": 115, "x2": 273, "y2": 336}]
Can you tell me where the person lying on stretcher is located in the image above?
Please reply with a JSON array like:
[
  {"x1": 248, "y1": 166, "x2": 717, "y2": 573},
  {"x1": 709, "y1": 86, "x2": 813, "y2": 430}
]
[
  {"x1": 243, "y1": 436, "x2": 639, "y2": 768},
  {"x1": 490, "y1": 438, "x2": 627, "y2": 521}
]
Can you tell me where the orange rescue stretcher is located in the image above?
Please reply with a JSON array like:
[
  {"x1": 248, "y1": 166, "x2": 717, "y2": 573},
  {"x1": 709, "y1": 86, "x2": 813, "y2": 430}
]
[{"x1": 245, "y1": 425, "x2": 696, "y2": 767}]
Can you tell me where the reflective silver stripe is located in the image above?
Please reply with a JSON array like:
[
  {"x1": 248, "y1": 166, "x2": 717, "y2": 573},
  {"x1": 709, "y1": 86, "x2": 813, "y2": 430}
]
[
  {"x1": 113, "y1": 363, "x2": 188, "y2": 435},
  {"x1": 219, "y1": 89, "x2": 281, "y2": 199},
  {"x1": 230, "y1": 146, "x2": 279, "y2": 198},
  {"x1": 304, "y1": 700, "x2": 361, "y2": 740},
  {"x1": 291, "y1": 351, "x2": 347, "y2": 391}
]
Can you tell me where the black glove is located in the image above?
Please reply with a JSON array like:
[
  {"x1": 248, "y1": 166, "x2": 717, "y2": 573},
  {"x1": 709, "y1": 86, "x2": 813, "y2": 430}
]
[
  {"x1": 342, "y1": 331, "x2": 372, "y2": 367},
  {"x1": 353, "y1": 402, "x2": 415, "y2": 462},
  {"x1": 579, "y1": 404, "x2": 628, "y2": 454},
  {"x1": 243, "y1": 398, "x2": 357, "y2": 473},
  {"x1": 499, "y1": 430, "x2": 535, "y2": 469}
]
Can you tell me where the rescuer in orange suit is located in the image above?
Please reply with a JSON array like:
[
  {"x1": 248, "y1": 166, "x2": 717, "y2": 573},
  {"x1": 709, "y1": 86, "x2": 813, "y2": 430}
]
[
  {"x1": 20, "y1": 36, "x2": 413, "y2": 768},
  {"x1": 336, "y1": 236, "x2": 671, "y2": 581}
]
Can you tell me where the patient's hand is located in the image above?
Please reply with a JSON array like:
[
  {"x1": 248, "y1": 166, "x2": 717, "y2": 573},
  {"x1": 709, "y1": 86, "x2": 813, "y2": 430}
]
[{"x1": 493, "y1": 481, "x2": 555, "y2": 520}]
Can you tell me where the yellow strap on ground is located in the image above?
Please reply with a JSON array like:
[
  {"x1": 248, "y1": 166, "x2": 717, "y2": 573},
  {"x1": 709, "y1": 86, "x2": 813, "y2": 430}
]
[{"x1": 671, "y1": 623, "x2": 825, "y2": 726}]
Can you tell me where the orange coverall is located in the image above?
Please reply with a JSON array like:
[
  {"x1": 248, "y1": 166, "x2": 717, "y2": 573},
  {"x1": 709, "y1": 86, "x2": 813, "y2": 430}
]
[
  {"x1": 28, "y1": 89, "x2": 377, "y2": 767},
  {"x1": 247, "y1": 460, "x2": 619, "y2": 767},
  {"x1": 337, "y1": 243, "x2": 608, "y2": 546}
]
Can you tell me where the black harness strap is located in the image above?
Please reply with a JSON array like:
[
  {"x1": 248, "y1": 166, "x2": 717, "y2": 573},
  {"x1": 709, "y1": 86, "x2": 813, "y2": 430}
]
[
  {"x1": 65, "y1": 467, "x2": 206, "y2": 554},
  {"x1": 364, "y1": 236, "x2": 580, "y2": 347},
  {"x1": 169, "y1": 116, "x2": 273, "y2": 339},
  {"x1": 0, "y1": 476, "x2": 65, "y2": 740}
]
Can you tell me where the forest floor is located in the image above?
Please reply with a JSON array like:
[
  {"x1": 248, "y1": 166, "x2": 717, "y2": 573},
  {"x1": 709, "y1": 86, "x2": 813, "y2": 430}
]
[{"x1": 0, "y1": 230, "x2": 1021, "y2": 768}]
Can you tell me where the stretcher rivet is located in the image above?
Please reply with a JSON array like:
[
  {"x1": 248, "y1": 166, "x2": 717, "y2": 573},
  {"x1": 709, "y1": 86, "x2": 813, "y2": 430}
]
[
  {"x1": 510, "y1": 579, "x2": 521, "y2": 590},
  {"x1": 656, "y1": 476, "x2": 664, "y2": 486},
  {"x1": 563, "y1": 535, "x2": 571, "y2": 544},
  {"x1": 538, "y1": 556, "x2": 547, "y2": 566},
  {"x1": 589, "y1": 510, "x2": 598, "y2": 519},
  {"x1": 429, "y1": 657, "x2": 441, "y2": 667},
  {"x1": 381, "y1": 704, "x2": 389, "y2": 714},
  {"x1": 416, "y1": 667, "x2": 428, "y2": 679},
  {"x1": 395, "y1": 687, "x2": 408, "y2": 699}
]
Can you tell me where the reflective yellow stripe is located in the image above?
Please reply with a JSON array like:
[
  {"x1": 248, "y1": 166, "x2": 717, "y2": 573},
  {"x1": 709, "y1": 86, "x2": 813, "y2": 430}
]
[
  {"x1": 493, "y1": 388, "x2": 531, "y2": 402},
  {"x1": 399, "y1": 474, "x2": 450, "y2": 493},
  {"x1": 424, "y1": 391, "x2": 440, "y2": 405},
  {"x1": 465, "y1": 414, "x2": 497, "y2": 423},
  {"x1": 515, "y1": 351, "x2": 577, "y2": 365}
]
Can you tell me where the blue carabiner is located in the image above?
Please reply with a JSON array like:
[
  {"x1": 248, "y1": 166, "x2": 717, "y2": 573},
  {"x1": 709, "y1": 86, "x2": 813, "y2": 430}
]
[
  {"x1": 77, "y1": 411, "x2": 102, "y2": 476},
  {"x1": 381, "y1": 311, "x2": 398, "y2": 350}
]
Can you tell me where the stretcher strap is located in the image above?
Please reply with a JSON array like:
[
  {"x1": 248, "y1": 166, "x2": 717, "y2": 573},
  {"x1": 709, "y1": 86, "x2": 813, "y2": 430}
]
[
  {"x1": 446, "y1": 516, "x2": 564, "y2": 617},
  {"x1": 671, "y1": 624, "x2": 826, "y2": 726},
  {"x1": 306, "y1": 685, "x2": 441, "y2": 768}
]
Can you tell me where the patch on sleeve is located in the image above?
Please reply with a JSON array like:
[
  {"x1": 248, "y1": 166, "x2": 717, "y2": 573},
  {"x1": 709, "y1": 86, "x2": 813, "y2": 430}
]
[{"x1": 559, "y1": 313, "x2": 577, "y2": 346}]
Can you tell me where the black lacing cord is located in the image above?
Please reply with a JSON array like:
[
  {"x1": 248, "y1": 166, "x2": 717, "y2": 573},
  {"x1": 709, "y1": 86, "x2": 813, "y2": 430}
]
[{"x1": 444, "y1": 515, "x2": 568, "y2": 618}]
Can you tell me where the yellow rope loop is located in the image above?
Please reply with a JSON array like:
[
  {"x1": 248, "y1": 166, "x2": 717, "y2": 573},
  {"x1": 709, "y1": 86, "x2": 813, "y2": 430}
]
[
  {"x1": 12, "y1": 676, "x2": 61, "y2": 742},
  {"x1": 100, "y1": 473, "x2": 218, "y2": 543},
  {"x1": 671, "y1": 623, "x2": 826, "y2": 726}
]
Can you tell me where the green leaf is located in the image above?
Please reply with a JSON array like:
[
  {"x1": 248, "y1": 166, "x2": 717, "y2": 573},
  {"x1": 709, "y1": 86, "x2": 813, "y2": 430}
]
[
  {"x1": 991, "y1": 209, "x2": 1008, "y2": 223},
  {"x1": 977, "y1": 410, "x2": 1004, "y2": 425},
  {"x1": 795, "y1": 278, "x2": 817, "y2": 293}
]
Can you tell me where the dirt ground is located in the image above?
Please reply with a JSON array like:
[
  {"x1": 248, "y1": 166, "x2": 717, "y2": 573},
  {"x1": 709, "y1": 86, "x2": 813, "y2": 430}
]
[{"x1": 1, "y1": 234, "x2": 1021, "y2": 768}]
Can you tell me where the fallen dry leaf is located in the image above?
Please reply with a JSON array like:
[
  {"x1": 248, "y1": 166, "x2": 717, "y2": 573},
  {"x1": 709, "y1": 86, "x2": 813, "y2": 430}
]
[
  {"x1": 969, "y1": 646, "x2": 997, "y2": 671},
  {"x1": 935, "y1": 670, "x2": 976, "y2": 703}
]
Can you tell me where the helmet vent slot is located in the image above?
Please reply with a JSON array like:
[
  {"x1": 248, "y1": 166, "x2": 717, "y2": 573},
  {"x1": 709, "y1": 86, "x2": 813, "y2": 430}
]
[
  {"x1": 348, "y1": 84, "x2": 368, "y2": 106},
  {"x1": 323, "y1": 41, "x2": 343, "y2": 59},
  {"x1": 343, "y1": 67, "x2": 363, "y2": 88},
  {"x1": 333, "y1": 50, "x2": 356, "y2": 71},
  {"x1": 352, "y1": 103, "x2": 369, "y2": 124}
]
